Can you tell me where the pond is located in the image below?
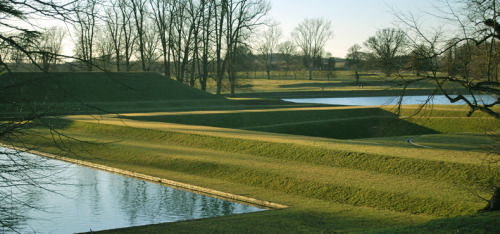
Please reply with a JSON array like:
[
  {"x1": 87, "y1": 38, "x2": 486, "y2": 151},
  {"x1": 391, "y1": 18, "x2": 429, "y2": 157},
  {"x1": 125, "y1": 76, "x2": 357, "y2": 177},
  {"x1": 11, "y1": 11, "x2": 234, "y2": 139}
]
[
  {"x1": 0, "y1": 147, "x2": 265, "y2": 233},
  {"x1": 283, "y1": 95, "x2": 497, "y2": 106}
]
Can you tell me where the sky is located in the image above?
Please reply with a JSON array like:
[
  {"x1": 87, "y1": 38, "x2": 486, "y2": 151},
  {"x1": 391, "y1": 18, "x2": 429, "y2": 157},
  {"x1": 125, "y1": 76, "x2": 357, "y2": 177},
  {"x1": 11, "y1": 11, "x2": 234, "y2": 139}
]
[{"x1": 269, "y1": 0, "x2": 441, "y2": 58}]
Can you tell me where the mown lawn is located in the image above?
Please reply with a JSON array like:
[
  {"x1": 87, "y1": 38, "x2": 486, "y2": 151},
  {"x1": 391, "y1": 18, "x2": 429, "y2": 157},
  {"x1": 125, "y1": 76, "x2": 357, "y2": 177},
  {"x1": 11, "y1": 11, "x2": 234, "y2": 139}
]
[
  {"x1": 2, "y1": 72, "x2": 499, "y2": 233},
  {"x1": 12, "y1": 108, "x2": 499, "y2": 232}
]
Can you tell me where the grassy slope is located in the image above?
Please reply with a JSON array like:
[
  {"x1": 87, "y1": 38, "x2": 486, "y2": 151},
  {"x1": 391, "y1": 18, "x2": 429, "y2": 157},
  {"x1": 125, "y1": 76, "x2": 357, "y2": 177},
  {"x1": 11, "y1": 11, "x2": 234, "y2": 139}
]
[
  {"x1": 3, "y1": 72, "x2": 500, "y2": 233},
  {"x1": 0, "y1": 72, "x2": 237, "y2": 116},
  {"x1": 15, "y1": 114, "x2": 499, "y2": 232},
  {"x1": 120, "y1": 105, "x2": 499, "y2": 139}
]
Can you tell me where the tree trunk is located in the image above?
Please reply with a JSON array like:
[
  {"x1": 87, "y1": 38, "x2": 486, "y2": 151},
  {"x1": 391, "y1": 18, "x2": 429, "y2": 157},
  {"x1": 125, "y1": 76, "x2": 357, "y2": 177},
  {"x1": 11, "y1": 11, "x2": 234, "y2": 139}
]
[{"x1": 483, "y1": 187, "x2": 500, "y2": 211}]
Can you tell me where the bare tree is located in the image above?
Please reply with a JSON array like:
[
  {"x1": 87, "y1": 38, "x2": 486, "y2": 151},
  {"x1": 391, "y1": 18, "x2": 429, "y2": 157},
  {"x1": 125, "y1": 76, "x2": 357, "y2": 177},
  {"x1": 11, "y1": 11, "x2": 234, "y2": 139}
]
[
  {"x1": 32, "y1": 27, "x2": 66, "y2": 72},
  {"x1": 130, "y1": 0, "x2": 148, "y2": 72},
  {"x1": 171, "y1": 0, "x2": 193, "y2": 83},
  {"x1": 292, "y1": 18, "x2": 333, "y2": 80},
  {"x1": 213, "y1": 0, "x2": 227, "y2": 95},
  {"x1": 118, "y1": 0, "x2": 136, "y2": 71},
  {"x1": 394, "y1": 0, "x2": 500, "y2": 210},
  {"x1": 225, "y1": 0, "x2": 270, "y2": 96},
  {"x1": 199, "y1": 0, "x2": 214, "y2": 91},
  {"x1": 105, "y1": 0, "x2": 124, "y2": 71},
  {"x1": 0, "y1": 1, "x2": 80, "y2": 232},
  {"x1": 277, "y1": 40, "x2": 296, "y2": 78},
  {"x1": 73, "y1": 0, "x2": 100, "y2": 71},
  {"x1": 364, "y1": 28, "x2": 407, "y2": 77},
  {"x1": 257, "y1": 23, "x2": 282, "y2": 79},
  {"x1": 187, "y1": 0, "x2": 204, "y2": 87},
  {"x1": 142, "y1": 20, "x2": 161, "y2": 71},
  {"x1": 95, "y1": 27, "x2": 115, "y2": 70},
  {"x1": 345, "y1": 44, "x2": 363, "y2": 70},
  {"x1": 150, "y1": 0, "x2": 173, "y2": 77}
]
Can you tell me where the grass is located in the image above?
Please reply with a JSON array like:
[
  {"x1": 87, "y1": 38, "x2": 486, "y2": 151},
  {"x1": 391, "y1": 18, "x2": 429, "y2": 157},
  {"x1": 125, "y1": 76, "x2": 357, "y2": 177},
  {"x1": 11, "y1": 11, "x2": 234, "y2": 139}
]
[
  {"x1": 13, "y1": 115, "x2": 499, "y2": 231},
  {"x1": 0, "y1": 72, "x2": 238, "y2": 117},
  {"x1": 120, "y1": 105, "x2": 499, "y2": 140},
  {"x1": 2, "y1": 71, "x2": 500, "y2": 233}
]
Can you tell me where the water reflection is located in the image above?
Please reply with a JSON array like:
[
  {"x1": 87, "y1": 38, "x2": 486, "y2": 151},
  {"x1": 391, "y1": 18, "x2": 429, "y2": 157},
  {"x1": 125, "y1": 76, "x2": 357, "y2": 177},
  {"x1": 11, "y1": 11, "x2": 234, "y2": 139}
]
[
  {"x1": 283, "y1": 95, "x2": 497, "y2": 106},
  {"x1": 0, "y1": 148, "x2": 264, "y2": 233}
]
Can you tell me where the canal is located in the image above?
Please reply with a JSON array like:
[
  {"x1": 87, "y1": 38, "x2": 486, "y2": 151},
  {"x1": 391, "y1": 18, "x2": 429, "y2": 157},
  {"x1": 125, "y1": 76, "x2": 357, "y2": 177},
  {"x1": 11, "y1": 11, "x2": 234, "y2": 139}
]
[{"x1": 0, "y1": 147, "x2": 265, "y2": 233}]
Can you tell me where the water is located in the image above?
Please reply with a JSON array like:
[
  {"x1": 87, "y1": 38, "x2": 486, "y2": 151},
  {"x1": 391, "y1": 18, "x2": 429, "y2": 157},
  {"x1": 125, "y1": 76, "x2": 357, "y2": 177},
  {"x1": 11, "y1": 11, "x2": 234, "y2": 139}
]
[
  {"x1": 283, "y1": 95, "x2": 497, "y2": 106},
  {"x1": 0, "y1": 148, "x2": 265, "y2": 233}
]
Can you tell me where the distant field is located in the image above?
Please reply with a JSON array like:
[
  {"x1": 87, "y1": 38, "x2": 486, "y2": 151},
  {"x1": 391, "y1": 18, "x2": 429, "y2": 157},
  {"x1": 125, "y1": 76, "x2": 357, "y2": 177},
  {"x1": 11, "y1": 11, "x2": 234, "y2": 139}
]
[
  {"x1": 203, "y1": 70, "x2": 465, "y2": 98},
  {"x1": 2, "y1": 71, "x2": 499, "y2": 233}
]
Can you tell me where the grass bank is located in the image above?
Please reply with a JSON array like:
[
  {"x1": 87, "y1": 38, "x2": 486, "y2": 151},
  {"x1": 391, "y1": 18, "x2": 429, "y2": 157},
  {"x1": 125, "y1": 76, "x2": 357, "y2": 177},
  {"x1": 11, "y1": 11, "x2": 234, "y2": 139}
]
[
  {"x1": 11, "y1": 114, "x2": 499, "y2": 232},
  {"x1": 3, "y1": 71, "x2": 499, "y2": 233}
]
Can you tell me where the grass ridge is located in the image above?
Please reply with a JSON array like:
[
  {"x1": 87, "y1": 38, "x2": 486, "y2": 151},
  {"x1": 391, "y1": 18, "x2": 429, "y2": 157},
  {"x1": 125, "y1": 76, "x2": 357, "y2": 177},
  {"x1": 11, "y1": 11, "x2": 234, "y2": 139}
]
[{"x1": 64, "y1": 120, "x2": 499, "y2": 189}]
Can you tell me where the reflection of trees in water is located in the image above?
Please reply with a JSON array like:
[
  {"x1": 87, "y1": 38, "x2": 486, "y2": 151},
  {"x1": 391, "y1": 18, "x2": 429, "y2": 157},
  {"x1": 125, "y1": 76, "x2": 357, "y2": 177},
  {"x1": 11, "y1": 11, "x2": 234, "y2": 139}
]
[
  {"x1": 110, "y1": 176, "x2": 257, "y2": 224},
  {"x1": 76, "y1": 166, "x2": 101, "y2": 216},
  {"x1": 2, "y1": 151, "x2": 263, "y2": 233},
  {"x1": 0, "y1": 149, "x2": 68, "y2": 232}
]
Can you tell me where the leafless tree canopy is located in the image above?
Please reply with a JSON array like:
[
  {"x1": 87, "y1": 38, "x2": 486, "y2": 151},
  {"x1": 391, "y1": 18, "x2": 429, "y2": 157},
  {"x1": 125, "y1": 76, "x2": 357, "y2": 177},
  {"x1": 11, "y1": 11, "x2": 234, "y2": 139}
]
[
  {"x1": 291, "y1": 18, "x2": 334, "y2": 80},
  {"x1": 257, "y1": 24, "x2": 282, "y2": 79},
  {"x1": 392, "y1": 0, "x2": 500, "y2": 120},
  {"x1": 364, "y1": 28, "x2": 407, "y2": 77}
]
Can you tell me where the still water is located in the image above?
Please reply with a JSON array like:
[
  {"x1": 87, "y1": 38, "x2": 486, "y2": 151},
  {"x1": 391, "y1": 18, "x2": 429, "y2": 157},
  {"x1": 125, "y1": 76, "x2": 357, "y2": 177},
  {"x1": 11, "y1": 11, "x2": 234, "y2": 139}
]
[
  {"x1": 283, "y1": 95, "x2": 497, "y2": 106},
  {"x1": 0, "y1": 148, "x2": 264, "y2": 233}
]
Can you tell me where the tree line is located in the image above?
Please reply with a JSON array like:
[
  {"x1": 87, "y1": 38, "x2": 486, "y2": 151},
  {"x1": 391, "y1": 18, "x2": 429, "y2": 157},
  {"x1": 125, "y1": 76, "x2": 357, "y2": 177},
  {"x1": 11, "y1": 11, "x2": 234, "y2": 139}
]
[
  {"x1": 342, "y1": 0, "x2": 499, "y2": 121},
  {"x1": 2, "y1": 0, "x2": 272, "y2": 96},
  {"x1": 2, "y1": 0, "x2": 340, "y2": 95}
]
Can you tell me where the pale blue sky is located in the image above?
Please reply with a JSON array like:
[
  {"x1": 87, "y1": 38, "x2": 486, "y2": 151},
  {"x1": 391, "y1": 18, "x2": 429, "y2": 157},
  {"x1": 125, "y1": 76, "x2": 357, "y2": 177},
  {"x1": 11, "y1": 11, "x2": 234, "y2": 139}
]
[{"x1": 269, "y1": 0, "x2": 441, "y2": 58}]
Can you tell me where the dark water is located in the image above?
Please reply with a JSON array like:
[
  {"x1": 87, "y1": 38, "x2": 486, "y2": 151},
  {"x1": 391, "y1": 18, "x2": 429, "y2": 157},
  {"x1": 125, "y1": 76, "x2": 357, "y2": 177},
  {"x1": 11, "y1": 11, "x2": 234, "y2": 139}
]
[
  {"x1": 283, "y1": 95, "x2": 497, "y2": 106},
  {"x1": 0, "y1": 148, "x2": 264, "y2": 233}
]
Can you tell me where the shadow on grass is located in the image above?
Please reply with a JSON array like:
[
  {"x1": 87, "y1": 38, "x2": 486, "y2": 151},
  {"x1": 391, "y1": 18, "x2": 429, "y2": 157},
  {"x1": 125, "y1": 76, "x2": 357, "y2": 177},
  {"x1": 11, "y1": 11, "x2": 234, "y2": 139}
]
[
  {"x1": 372, "y1": 210, "x2": 500, "y2": 233},
  {"x1": 94, "y1": 207, "x2": 432, "y2": 233},
  {"x1": 0, "y1": 71, "x2": 240, "y2": 118},
  {"x1": 124, "y1": 107, "x2": 439, "y2": 139},
  {"x1": 278, "y1": 80, "x2": 395, "y2": 89}
]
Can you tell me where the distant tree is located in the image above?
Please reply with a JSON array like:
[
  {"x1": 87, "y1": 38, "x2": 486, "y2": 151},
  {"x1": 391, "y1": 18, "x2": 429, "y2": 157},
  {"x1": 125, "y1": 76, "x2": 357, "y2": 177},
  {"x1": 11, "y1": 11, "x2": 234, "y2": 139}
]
[
  {"x1": 149, "y1": 0, "x2": 174, "y2": 77},
  {"x1": 345, "y1": 44, "x2": 363, "y2": 70},
  {"x1": 171, "y1": 0, "x2": 192, "y2": 83},
  {"x1": 33, "y1": 26, "x2": 66, "y2": 72},
  {"x1": 407, "y1": 44, "x2": 435, "y2": 76},
  {"x1": 142, "y1": 21, "x2": 161, "y2": 72},
  {"x1": 326, "y1": 53, "x2": 336, "y2": 71},
  {"x1": 364, "y1": 28, "x2": 407, "y2": 77},
  {"x1": 277, "y1": 40, "x2": 297, "y2": 78},
  {"x1": 104, "y1": 0, "x2": 124, "y2": 71},
  {"x1": 94, "y1": 28, "x2": 114, "y2": 70},
  {"x1": 257, "y1": 24, "x2": 282, "y2": 79},
  {"x1": 187, "y1": 0, "x2": 204, "y2": 87},
  {"x1": 198, "y1": 0, "x2": 213, "y2": 91},
  {"x1": 292, "y1": 18, "x2": 333, "y2": 80},
  {"x1": 312, "y1": 52, "x2": 324, "y2": 70},
  {"x1": 73, "y1": 0, "x2": 100, "y2": 71},
  {"x1": 130, "y1": 0, "x2": 148, "y2": 72},
  {"x1": 117, "y1": 0, "x2": 136, "y2": 71},
  {"x1": 213, "y1": 0, "x2": 227, "y2": 95}
]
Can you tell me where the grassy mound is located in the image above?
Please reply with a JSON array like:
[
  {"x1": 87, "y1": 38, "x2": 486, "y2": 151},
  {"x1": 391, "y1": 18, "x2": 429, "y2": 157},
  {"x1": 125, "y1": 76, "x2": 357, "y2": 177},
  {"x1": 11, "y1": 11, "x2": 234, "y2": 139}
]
[
  {"x1": 16, "y1": 118, "x2": 499, "y2": 219},
  {"x1": 123, "y1": 106, "x2": 499, "y2": 139},
  {"x1": 0, "y1": 72, "x2": 236, "y2": 116}
]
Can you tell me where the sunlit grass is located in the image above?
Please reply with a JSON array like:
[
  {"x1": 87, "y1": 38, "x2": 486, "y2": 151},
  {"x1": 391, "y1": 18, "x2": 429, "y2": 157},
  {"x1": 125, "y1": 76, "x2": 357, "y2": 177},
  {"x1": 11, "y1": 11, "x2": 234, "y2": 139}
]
[{"x1": 2, "y1": 71, "x2": 499, "y2": 233}]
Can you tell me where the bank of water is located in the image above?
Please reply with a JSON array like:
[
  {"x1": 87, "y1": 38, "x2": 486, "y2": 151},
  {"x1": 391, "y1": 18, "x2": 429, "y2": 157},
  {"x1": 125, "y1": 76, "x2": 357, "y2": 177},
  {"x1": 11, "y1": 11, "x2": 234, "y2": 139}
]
[
  {"x1": 283, "y1": 95, "x2": 497, "y2": 106},
  {"x1": 0, "y1": 147, "x2": 265, "y2": 233}
]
